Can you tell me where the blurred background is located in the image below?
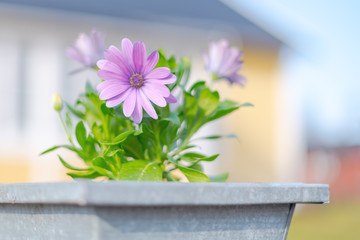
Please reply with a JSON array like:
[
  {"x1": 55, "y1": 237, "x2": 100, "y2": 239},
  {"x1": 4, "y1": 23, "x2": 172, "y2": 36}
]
[{"x1": 0, "y1": 0, "x2": 359, "y2": 239}]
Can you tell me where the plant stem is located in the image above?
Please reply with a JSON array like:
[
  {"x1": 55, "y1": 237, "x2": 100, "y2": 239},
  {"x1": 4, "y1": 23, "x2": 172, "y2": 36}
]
[
  {"x1": 57, "y1": 111, "x2": 73, "y2": 145},
  {"x1": 154, "y1": 124, "x2": 162, "y2": 162}
]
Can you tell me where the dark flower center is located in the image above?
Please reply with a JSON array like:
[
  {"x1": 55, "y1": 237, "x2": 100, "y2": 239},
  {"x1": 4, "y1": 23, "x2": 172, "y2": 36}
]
[{"x1": 129, "y1": 74, "x2": 144, "y2": 88}]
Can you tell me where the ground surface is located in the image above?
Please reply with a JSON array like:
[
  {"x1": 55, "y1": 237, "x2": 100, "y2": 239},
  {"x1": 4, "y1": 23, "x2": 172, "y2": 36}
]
[{"x1": 288, "y1": 200, "x2": 360, "y2": 240}]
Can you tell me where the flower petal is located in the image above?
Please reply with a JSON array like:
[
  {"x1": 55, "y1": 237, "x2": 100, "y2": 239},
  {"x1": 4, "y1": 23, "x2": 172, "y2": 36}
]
[
  {"x1": 99, "y1": 84, "x2": 130, "y2": 100},
  {"x1": 67, "y1": 30, "x2": 104, "y2": 67},
  {"x1": 222, "y1": 62, "x2": 243, "y2": 77},
  {"x1": 97, "y1": 59, "x2": 106, "y2": 69},
  {"x1": 143, "y1": 82, "x2": 170, "y2": 97},
  {"x1": 208, "y1": 39, "x2": 228, "y2": 72},
  {"x1": 143, "y1": 51, "x2": 159, "y2": 75},
  {"x1": 164, "y1": 93, "x2": 177, "y2": 103},
  {"x1": 104, "y1": 46, "x2": 132, "y2": 76},
  {"x1": 145, "y1": 67, "x2": 171, "y2": 79},
  {"x1": 146, "y1": 74, "x2": 176, "y2": 84},
  {"x1": 91, "y1": 30, "x2": 105, "y2": 57},
  {"x1": 132, "y1": 41, "x2": 146, "y2": 74},
  {"x1": 123, "y1": 88, "x2": 137, "y2": 117},
  {"x1": 105, "y1": 87, "x2": 132, "y2": 108},
  {"x1": 227, "y1": 73, "x2": 246, "y2": 87},
  {"x1": 75, "y1": 34, "x2": 92, "y2": 57},
  {"x1": 66, "y1": 46, "x2": 85, "y2": 65},
  {"x1": 142, "y1": 87, "x2": 166, "y2": 107},
  {"x1": 132, "y1": 90, "x2": 143, "y2": 124},
  {"x1": 98, "y1": 60, "x2": 129, "y2": 78},
  {"x1": 138, "y1": 89, "x2": 158, "y2": 119},
  {"x1": 97, "y1": 80, "x2": 129, "y2": 92},
  {"x1": 121, "y1": 38, "x2": 135, "y2": 71},
  {"x1": 97, "y1": 70, "x2": 128, "y2": 82}
]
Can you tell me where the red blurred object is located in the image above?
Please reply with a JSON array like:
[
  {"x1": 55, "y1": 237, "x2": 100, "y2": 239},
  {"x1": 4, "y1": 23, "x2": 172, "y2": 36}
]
[{"x1": 306, "y1": 146, "x2": 360, "y2": 200}]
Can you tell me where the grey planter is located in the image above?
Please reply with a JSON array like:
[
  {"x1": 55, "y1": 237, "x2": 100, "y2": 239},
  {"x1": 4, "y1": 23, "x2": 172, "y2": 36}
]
[{"x1": 0, "y1": 181, "x2": 329, "y2": 240}]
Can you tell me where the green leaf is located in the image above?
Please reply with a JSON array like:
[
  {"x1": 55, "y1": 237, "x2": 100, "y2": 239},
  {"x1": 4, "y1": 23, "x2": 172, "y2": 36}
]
[
  {"x1": 121, "y1": 135, "x2": 144, "y2": 159},
  {"x1": 181, "y1": 152, "x2": 206, "y2": 161},
  {"x1": 190, "y1": 81, "x2": 206, "y2": 93},
  {"x1": 175, "y1": 164, "x2": 209, "y2": 182},
  {"x1": 168, "y1": 55, "x2": 177, "y2": 70},
  {"x1": 79, "y1": 92, "x2": 103, "y2": 126},
  {"x1": 159, "y1": 121, "x2": 179, "y2": 149},
  {"x1": 107, "y1": 149, "x2": 124, "y2": 171},
  {"x1": 199, "y1": 154, "x2": 219, "y2": 162},
  {"x1": 198, "y1": 135, "x2": 222, "y2": 140},
  {"x1": 171, "y1": 59, "x2": 185, "y2": 90},
  {"x1": 184, "y1": 92, "x2": 198, "y2": 127},
  {"x1": 92, "y1": 157, "x2": 114, "y2": 177},
  {"x1": 209, "y1": 172, "x2": 229, "y2": 182},
  {"x1": 67, "y1": 170, "x2": 100, "y2": 179},
  {"x1": 118, "y1": 161, "x2": 162, "y2": 181},
  {"x1": 75, "y1": 121, "x2": 87, "y2": 149},
  {"x1": 65, "y1": 112, "x2": 72, "y2": 133},
  {"x1": 162, "y1": 111, "x2": 181, "y2": 125},
  {"x1": 183, "y1": 145, "x2": 197, "y2": 150},
  {"x1": 100, "y1": 130, "x2": 136, "y2": 145},
  {"x1": 180, "y1": 57, "x2": 191, "y2": 87},
  {"x1": 188, "y1": 163, "x2": 203, "y2": 172},
  {"x1": 182, "y1": 153, "x2": 219, "y2": 163},
  {"x1": 39, "y1": 145, "x2": 77, "y2": 155},
  {"x1": 91, "y1": 123, "x2": 103, "y2": 141},
  {"x1": 58, "y1": 155, "x2": 90, "y2": 171},
  {"x1": 42, "y1": 144, "x2": 86, "y2": 160},
  {"x1": 239, "y1": 102, "x2": 254, "y2": 107},
  {"x1": 207, "y1": 100, "x2": 240, "y2": 122},
  {"x1": 224, "y1": 133, "x2": 240, "y2": 141},
  {"x1": 194, "y1": 133, "x2": 240, "y2": 141},
  {"x1": 134, "y1": 125, "x2": 143, "y2": 136},
  {"x1": 112, "y1": 107, "x2": 128, "y2": 120},
  {"x1": 85, "y1": 81, "x2": 96, "y2": 94},
  {"x1": 66, "y1": 103, "x2": 85, "y2": 119},
  {"x1": 155, "y1": 48, "x2": 169, "y2": 68},
  {"x1": 100, "y1": 103, "x2": 110, "y2": 115},
  {"x1": 198, "y1": 88, "x2": 219, "y2": 115}
]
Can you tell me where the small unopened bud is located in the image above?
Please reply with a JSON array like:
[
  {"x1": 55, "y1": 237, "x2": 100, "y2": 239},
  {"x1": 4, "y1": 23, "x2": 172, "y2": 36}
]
[
  {"x1": 181, "y1": 57, "x2": 191, "y2": 68},
  {"x1": 52, "y1": 94, "x2": 63, "y2": 112},
  {"x1": 211, "y1": 73, "x2": 220, "y2": 81}
]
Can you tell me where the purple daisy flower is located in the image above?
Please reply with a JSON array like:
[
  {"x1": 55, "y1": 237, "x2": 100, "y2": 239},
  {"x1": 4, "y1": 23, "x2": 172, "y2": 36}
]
[
  {"x1": 96, "y1": 38, "x2": 177, "y2": 124},
  {"x1": 203, "y1": 39, "x2": 246, "y2": 86},
  {"x1": 66, "y1": 30, "x2": 105, "y2": 68}
]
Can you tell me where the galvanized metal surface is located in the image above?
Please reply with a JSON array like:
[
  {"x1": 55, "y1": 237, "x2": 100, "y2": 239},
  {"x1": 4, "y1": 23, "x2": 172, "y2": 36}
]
[
  {"x1": 0, "y1": 182, "x2": 329, "y2": 240},
  {"x1": 282, "y1": 203, "x2": 296, "y2": 240},
  {"x1": 0, "y1": 203, "x2": 294, "y2": 240},
  {"x1": 0, "y1": 181, "x2": 329, "y2": 206}
]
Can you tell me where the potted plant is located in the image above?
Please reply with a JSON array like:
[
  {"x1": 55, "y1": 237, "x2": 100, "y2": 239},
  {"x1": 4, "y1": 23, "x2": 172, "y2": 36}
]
[{"x1": 0, "y1": 30, "x2": 329, "y2": 239}]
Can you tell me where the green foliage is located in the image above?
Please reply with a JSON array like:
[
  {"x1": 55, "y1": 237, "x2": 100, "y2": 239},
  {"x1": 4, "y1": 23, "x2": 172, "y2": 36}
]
[
  {"x1": 175, "y1": 164, "x2": 210, "y2": 182},
  {"x1": 118, "y1": 161, "x2": 163, "y2": 181},
  {"x1": 42, "y1": 49, "x2": 252, "y2": 182},
  {"x1": 209, "y1": 172, "x2": 229, "y2": 182}
]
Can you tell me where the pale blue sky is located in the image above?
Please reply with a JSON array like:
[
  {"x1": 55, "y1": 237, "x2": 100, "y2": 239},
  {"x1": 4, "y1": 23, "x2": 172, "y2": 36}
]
[{"x1": 225, "y1": 0, "x2": 360, "y2": 147}]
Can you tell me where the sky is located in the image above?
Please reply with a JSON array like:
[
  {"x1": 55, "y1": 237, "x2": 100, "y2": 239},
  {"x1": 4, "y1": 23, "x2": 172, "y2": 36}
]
[{"x1": 225, "y1": 0, "x2": 360, "y2": 147}]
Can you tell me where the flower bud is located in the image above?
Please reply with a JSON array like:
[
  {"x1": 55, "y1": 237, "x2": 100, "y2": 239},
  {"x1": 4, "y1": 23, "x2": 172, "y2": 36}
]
[
  {"x1": 211, "y1": 73, "x2": 220, "y2": 81},
  {"x1": 181, "y1": 57, "x2": 191, "y2": 68},
  {"x1": 52, "y1": 94, "x2": 63, "y2": 112}
]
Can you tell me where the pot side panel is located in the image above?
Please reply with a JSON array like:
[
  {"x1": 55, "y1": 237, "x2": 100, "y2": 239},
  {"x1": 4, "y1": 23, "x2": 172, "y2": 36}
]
[{"x1": 0, "y1": 204, "x2": 293, "y2": 240}]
